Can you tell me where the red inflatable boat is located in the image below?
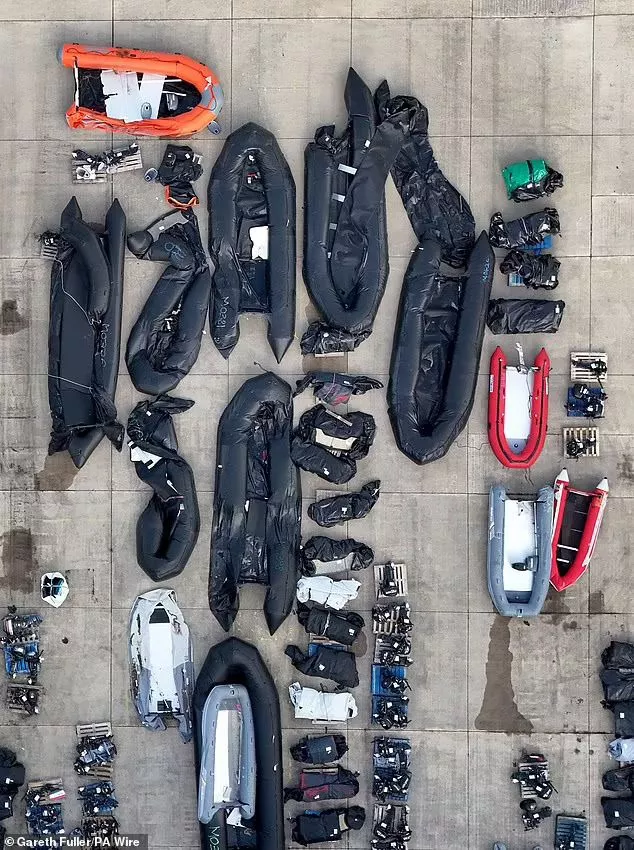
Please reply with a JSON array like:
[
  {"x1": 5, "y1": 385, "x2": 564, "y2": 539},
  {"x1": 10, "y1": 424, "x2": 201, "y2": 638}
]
[
  {"x1": 550, "y1": 468, "x2": 608, "y2": 591},
  {"x1": 488, "y1": 345, "x2": 550, "y2": 469}
]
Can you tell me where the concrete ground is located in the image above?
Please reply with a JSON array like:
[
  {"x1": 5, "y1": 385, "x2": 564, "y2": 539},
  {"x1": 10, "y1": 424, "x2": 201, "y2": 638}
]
[{"x1": 0, "y1": 0, "x2": 633, "y2": 848}]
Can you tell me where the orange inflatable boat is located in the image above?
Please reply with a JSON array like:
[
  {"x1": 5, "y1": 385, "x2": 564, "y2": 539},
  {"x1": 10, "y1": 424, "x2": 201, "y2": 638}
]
[{"x1": 60, "y1": 44, "x2": 223, "y2": 138}]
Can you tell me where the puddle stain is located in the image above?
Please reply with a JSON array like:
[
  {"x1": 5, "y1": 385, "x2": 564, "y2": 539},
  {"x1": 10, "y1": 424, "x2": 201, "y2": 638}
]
[
  {"x1": 475, "y1": 615, "x2": 533, "y2": 734},
  {"x1": 34, "y1": 452, "x2": 79, "y2": 492},
  {"x1": 0, "y1": 527, "x2": 38, "y2": 593},
  {"x1": 0, "y1": 300, "x2": 28, "y2": 336},
  {"x1": 590, "y1": 590, "x2": 605, "y2": 614}
]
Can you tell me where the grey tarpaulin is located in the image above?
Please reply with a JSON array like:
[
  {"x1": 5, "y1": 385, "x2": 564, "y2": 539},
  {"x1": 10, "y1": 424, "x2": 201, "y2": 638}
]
[
  {"x1": 47, "y1": 196, "x2": 126, "y2": 468},
  {"x1": 609, "y1": 739, "x2": 634, "y2": 762},
  {"x1": 126, "y1": 209, "x2": 211, "y2": 395},
  {"x1": 289, "y1": 682, "x2": 358, "y2": 721},
  {"x1": 388, "y1": 233, "x2": 494, "y2": 465},
  {"x1": 308, "y1": 480, "x2": 381, "y2": 527},
  {"x1": 127, "y1": 395, "x2": 200, "y2": 581},
  {"x1": 209, "y1": 372, "x2": 301, "y2": 634},
  {"x1": 208, "y1": 122, "x2": 296, "y2": 362},
  {"x1": 285, "y1": 644, "x2": 359, "y2": 688},
  {"x1": 129, "y1": 589, "x2": 194, "y2": 742},
  {"x1": 297, "y1": 576, "x2": 361, "y2": 610},
  {"x1": 487, "y1": 298, "x2": 565, "y2": 334}
]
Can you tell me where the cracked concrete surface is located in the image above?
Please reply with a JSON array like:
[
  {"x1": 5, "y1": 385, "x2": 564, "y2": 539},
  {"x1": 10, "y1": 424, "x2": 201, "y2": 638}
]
[{"x1": 0, "y1": 1, "x2": 633, "y2": 849}]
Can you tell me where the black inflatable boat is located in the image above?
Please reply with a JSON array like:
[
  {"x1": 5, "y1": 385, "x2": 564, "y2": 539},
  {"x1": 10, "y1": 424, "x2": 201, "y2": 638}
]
[
  {"x1": 126, "y1": 209, "x2": 211, "y2": 395},
  {"x1": 388, "y1": 232, "x2": 494, "y2": 465},
  {"x1": 209, "y1": 372, "x2": 301, "y2": 634},
  {"x1": 208, "y1": 122, "x2": 296, "y2": 362},
  {"x1": 303, "y1": 68, "x2": 410, "y2": 352},
  {"x1": 193, "y1": 638, "x2": 284, "y2": 850},
  {"x1": 127, "y1": 395, "x2": 200, "y2": 582},
  {"x1": 47, "y1": 196, "x2": 125, "y2": 468}
]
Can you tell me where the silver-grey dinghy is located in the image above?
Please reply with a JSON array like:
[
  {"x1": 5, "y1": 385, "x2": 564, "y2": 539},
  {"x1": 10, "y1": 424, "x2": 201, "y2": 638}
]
[
  {"x1": 197, "y1": 684, "x2": 256, "y2": 826},
  {"x1": 487, "y1": 485, "x2": 554, "y2": 617},
  {"x1": 129, "y1": 588, "x2": 194, "y2": 742}
]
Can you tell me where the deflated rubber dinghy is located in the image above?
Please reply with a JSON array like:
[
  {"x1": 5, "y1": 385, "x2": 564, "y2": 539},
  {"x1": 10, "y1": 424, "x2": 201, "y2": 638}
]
[
  {"x1": 126, "y1": 209, "x2": 211, "y2": 395},
  {"x1": 60, "y1": 44, "x2": 223, "y2": 138},
  {"x1": 127, "y1": 395, "x2": 200, "y2": 581},
  {"x1": 550, "y1": 469, "x2": 608, "y2": 591},
  {"x1": 487, "y1": 485, "x2": 554, "y2": 617},
  {"x1": 488, "y1": 346, "x2": 550, "y2": 469},
  {"x1": 193, "y1": 638, "x2": 283, "y2": 850},
  {"x1": 47, "y1": 196, "x2": 125, "y2": 468},
  {"x1": 209, "y1": 373, "x2": 301, "y2": 634},
  {"x1": 388, "y1": 233, "x2": 494, "y2": 465},
  {"x1": 129, "y1": 589, "x2": 194, "y2": 742},
  {"x1": 208, "y1": 122, "x2": 295, "y2": 362},
  {"x1": 302, "y1": 69, "x2": 411, "y2": 352}
]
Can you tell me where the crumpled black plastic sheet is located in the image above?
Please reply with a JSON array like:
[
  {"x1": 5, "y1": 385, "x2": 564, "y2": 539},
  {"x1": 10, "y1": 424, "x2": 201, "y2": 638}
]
[
  {"x1": 292, "y1": 806, "x2": 365, "y2": 846},
  {"x1": 603, "y1": 765, "x2": 634, "y2": 793},
  {"x1": 301, "y1": 536, "x2": 374, "y2": 575},
  {"x1": 375, "y1": 80, "x2": 475, "y2": 268},
  {"x1": 308, "y1": 480, "x2": 380, "y2": 527},
  {"x1": 300, "y1": 322, "x2": 367, "y2": 355},
  {"x1": 47, "y1": 197, "x2": 126, "y2": 468},
  {"x1": 126, "y1": 209, "x2": 211, "y2": 395},
  {"x1": 499, "y1": 250, "x2": 560, "y2": 289},
  {"x1": 290, "y1": 734, "x2": 349, "y2": 764},
  {"x1": 297, "y1": 602, "x2": 365, "y2": 645},
  {"x1": 127, "y1": 395, "x2": 200, "y2": 581},
  {"x1": 602, "y1": 641, "x2": 634, "y2": 668},
  {"x1": 605, "y1": 837, "x2": 634, "y2": 850},
  {"x1": 208, "y1": 122, "x2": 296, "y2": 362},
  {"x1": 603, "y1": 798, "x2": 634, "y2": 829},
  {"x1": 601, "y1": 668, "x2": 634, "y2": 704},
  {"x1": 209, "y1": 372, "x2": 301, "y2": 634},
  {"x1": 285, "y1": 644, "x2": 359, "y2": 688},
  {"x1": 487, "y1": 298, "x2": 565, "y2": 334},
  {"x1": 291, "y1": 405, "x2": 376, "y2": 483},
  {"x1": 489, "y1": 208, "x2": 560, "y2": 249},
  {"x1": 294, "y1": 372, "x2": 383, "y2": 404}
]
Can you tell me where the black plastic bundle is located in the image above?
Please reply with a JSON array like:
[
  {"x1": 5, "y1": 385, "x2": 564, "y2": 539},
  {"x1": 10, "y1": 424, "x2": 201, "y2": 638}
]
[
  {"x1": 0, "y1": 748, "x2": 25, "y2": 824},
  {"x1": 126, "y1": 209, "x2": 211, "y2": 395},
  {"x1": 601, "y1": 641, "x2": 634, "y2": 704},
  {"x1": 209, "y1": 372, "x2": 301, "y2": 634},
  {"x1": 603, "y1": 798, "x2": 634, "y2": 829},
  {"x1": 290, "y1": 734, "x2": 349, "y2": 764},
  {"x1": 605, "y1": 838, "x2": 634, "y2": 850},
  {"x1": 292, "y1": 806, "x2": 365, "y2": 846},
  {"x1": 297, "y1": 603, "x2": 365, "y2": 646},
  {"x1": 609, "y1": 701, "x2": 634, "y2": 738},
  {"x1": 291, "y1": 405, "x2": 376, "y2": 483},
  {"x1": 301, "y1": 536, "x2": 374, "y2": 575},
  {"x1": 308, "y1": 480, "x2": 380, "y2": 527},
  {"x1": 375, "y1": 81, "x2": 475, "y2": 268},
  {"x1": 500, "y1": 250, "x2": 560, "y2": 289},
  {"x1": 156, "y1": 144, "x2": 203, "y2": 208},
  {"x1": 127, "y1": 395, "x2": 200, "y2": 581},
  {"x1": 487, "y1": 299, "x2": 565, "y2": 334},
  {"x1": 284, "y1": 766, "x2": 359, "y2": 803},
  {"x1": 47, "y1": 197, "x2": 126, "y2": 468},
  {"x1": 489, "y1": 208, "x2": 560, "y2": 249},
  {"x1": 294, "y1": 372, "x2": 383, "y2": 404},
  {"x1": 603, "y1": 765, "x2": 634, "y2": 793},
  {"x1": 208, "y1": 122, "x2": 296, "y2": 362},
  {"x1": 285, "y1": 644, "x2": 359, "y2": 688}
]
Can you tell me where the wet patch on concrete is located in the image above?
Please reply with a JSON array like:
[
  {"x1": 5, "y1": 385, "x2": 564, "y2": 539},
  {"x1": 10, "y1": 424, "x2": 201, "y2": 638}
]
[
  {"x1": 590, "y1": 590, "x2": 605, "y2": 614},
  {"x1": 1, "y1": 527, "x2": 37, "y2": 593},
  {"x1": 475, "y1": 615, "x2": 533, "y2": 734},
  {"x1": 618, "y1": 454, "x2": 634, "y2": 483},
  {"x1": 563, "y1": 620, "x2": 579, "y2": 631},
  {"x1": 0, "y1": 300, "x2": 28, "y2": 335},
  {"x1": 543, "y1": 589, "x2": 571, "y2": 624},
  {"x1": 34, "y1": 452, "x2": 79, "y2": 491}
]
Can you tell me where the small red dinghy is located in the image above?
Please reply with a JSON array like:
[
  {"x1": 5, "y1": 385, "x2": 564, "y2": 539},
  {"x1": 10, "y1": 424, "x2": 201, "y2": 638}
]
[
  {"x1": 488, "y1": 345, "x2": 550, "y2": 469},
  {"x1": 550, "y1": 468, "x2": 608, "y2": 591}
]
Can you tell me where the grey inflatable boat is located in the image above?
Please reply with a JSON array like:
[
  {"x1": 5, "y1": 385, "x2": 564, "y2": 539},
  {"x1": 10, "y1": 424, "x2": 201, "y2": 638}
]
[
  {"x1": 487, "y1": 485, "x2": 554, "y2": 617},
  {"x1": 198, "y1": 684, "x2": 256, "y2": 827}
]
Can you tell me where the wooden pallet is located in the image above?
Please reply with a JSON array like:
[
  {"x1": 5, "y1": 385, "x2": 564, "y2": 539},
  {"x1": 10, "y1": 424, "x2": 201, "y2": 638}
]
[
  {"x1": 76, "y1": 722, "x2": 115, "y2": 778},
  {"x1": 570, "y1": 351, "x2": 607, "y2": 383},
  {"x1": 27, "y1": 779, "x2": 65, "y2": 803},
  {"x1": 563, "y1": 427, "x2": 599, "y2": 458},
  {"x1": 374, "y1": 563, "x2": 408, "y2": 599},
  {"x1": 373, "y1": 802, "x2": 410, "y2": 847},
  {"x1": 514, "y1": 757, "x2": 550, "y2": 799}
]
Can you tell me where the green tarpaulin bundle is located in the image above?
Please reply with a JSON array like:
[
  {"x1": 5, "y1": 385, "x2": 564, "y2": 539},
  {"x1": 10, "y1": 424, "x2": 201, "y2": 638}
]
[{"x1": 502, "y1": 159, "x2": 563, "y2": 202}]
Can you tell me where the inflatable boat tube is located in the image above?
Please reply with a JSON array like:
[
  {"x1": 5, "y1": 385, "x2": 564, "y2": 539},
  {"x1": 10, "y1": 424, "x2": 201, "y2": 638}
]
[
  {"x1": 488, "y1": 346, "x2": 550, "y2": 469},
  {"x1": 127, "y1": 395, "x2": 200, "y2": 582},
  {"x1": 126, "y1": 209, "x2": 211, "y2": 395},
  {"x1": 550, "y1": 468, "x2": 609, "y2": 591},
  {"x1": 193, "y1": 638, "x2": 283, "y2": 850},
  {"x1": 303, "y1": 68, "x2": 399, "y2": 347},
  {"x1": 209, "y1": 373, "x2": 301, "y2": 634},
  {"x1": 128, "y1": 589, "x2": 194, "y2": 742},
  {"x1": 487, "y1": 485, "x2": 554, "y2": 617},
  {"x1": 208, "y1": 122, "x2": 296, "y2": 362},
  {"x1": 61, "y1": 44, "x2": 223, "y2": 138},
  {"x1": 48, "y1": 196, "x2": 125, "y2": 468},
  {"x1": 388, "y1": 232, "x2": 494, "y2": 465}
]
